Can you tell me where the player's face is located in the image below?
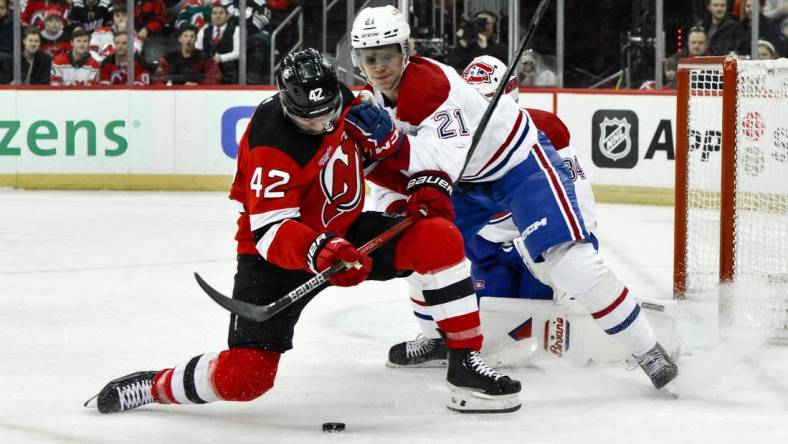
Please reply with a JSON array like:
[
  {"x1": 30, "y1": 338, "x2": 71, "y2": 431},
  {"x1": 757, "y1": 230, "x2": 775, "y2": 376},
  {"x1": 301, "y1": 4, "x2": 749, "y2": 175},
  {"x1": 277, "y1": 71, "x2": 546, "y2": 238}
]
[
  {"x1": 707, "y1": 0, "x2": 727, "y2": 20},
  {"x1": 357, "y1": 45, "x2": 405, "y2": 96},
  {"x1": 72, "y1": 36, "x2": 90, "y2": 55},
  {"x1": 688, "y1": 32, "x2": 708, "y2": 56},
  {"x1": 743, "y1": 0, "x2": 752, "y2": 19},
  {"x1": 0, "y1": 1, "x2": 8, "y2": 19},
  {"x1": 287, "y1": 105, "x2": 342, "y2": 135},
  {"x1": 23, "y1": 34, "x2": 41, "y2": 53}
]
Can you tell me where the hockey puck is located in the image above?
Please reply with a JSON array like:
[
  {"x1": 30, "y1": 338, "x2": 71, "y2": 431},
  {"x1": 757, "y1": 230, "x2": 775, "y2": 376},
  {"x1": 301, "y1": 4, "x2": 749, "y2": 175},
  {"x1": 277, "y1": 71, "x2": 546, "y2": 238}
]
[{"x1": 322, "y1": 422, "x2": 346, "y2": 433}]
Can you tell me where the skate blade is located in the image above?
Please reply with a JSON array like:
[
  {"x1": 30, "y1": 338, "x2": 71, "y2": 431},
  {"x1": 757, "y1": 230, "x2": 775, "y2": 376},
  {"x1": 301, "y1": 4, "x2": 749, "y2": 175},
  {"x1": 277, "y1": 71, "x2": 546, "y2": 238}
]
[
  {"x1": 659, "y1": 381, "x2": 680, "y2": 399},
  {"x1": 385, "y1": 359, "x2": 447, "y2": 369},
  {"x1": 446, "y1": 384, "x2": 522, "y2": 413},
  {"x1": 83, "y1": 394, "x2": 98, "y2": 408}
]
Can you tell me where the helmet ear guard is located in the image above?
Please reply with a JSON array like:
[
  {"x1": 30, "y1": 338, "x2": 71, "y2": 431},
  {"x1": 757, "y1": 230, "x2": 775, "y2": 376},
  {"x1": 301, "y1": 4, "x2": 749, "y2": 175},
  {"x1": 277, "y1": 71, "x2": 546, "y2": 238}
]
[{"x1": 276, "y1": 48, "x2": 341, "y2": 119}]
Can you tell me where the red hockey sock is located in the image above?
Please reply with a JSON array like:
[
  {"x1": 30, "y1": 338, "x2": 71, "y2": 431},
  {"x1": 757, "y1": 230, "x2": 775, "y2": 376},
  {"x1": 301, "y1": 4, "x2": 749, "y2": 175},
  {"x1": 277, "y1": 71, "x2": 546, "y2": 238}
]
[
  {"x1": 212, "y1": 348, "x2": 281, "y2": 402},
  {"x1": 152, "y1": 348, "x2": 281, "y2": 404}
]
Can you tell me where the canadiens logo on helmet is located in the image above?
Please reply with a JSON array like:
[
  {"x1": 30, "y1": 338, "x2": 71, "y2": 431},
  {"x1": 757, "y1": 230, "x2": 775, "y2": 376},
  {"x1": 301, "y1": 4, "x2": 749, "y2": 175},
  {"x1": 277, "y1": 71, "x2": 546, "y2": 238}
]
[{"x1": 463, "y1": 62, "x2": 495, "y2": 85}]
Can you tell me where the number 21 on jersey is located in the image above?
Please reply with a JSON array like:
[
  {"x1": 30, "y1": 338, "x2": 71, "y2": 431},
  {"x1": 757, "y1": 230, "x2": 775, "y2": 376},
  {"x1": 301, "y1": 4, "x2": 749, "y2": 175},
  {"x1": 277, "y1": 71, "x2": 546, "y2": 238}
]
[
  {"x1": 434, "y1": 109, "x2": 470, "y2": 139},
  {"x1": 250, "y1": 167, "x2": 290, "y2": 198}
]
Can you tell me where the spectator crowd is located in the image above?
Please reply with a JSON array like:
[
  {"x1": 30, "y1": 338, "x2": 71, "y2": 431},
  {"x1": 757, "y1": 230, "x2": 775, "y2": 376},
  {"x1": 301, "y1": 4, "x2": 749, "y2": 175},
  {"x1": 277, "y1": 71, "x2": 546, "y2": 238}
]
[
  {"x1": 0, "y1": 0, "x2": 293, "y2": 85},
  {"x1": 0, "y1": 0, "x2": 785, "y2": 88}
]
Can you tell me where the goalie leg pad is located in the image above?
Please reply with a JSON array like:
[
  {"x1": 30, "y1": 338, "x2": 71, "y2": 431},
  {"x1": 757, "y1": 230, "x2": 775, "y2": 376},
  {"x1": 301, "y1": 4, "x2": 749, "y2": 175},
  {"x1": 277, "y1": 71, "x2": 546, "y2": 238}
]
[{"x1": 446, "y1": 383, "x2": 521, "y2": 414}]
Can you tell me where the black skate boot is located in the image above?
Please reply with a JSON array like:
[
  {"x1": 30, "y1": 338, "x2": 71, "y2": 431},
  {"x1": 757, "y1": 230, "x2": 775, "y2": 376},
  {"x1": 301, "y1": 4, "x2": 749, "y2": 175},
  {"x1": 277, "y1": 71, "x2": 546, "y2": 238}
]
[
  {"x1": 387, "y1": 334, "x2": 448, "y2": 368},
  {"x1": 86, "y1": 371, "x2": 158, "y2": 414},
  {"x1": 635, "y1": 343, "x2": 679, "y2": 389},
  {"x1": 446, "y1": 349, "x2": 521, "y2": 413}
]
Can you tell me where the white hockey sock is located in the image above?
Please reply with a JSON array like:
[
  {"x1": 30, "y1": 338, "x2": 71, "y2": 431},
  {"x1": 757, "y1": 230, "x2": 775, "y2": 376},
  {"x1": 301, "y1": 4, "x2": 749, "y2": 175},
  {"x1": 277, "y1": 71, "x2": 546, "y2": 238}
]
[
  {"x1": 417, "y1": 262, "x2": 483, "y2": 350},
  {"x1": 580, "y1": 273, "x2": 657, "y2": 357},
  {"x1": 406, "y1": 274, "x2": 440, "y2": 339},
  {"x1": 153, "y1": 353, "x2": 222, "y2": 404},
  {"x1": 543, "y1": 242, "x2": 657, "y2": 357}
]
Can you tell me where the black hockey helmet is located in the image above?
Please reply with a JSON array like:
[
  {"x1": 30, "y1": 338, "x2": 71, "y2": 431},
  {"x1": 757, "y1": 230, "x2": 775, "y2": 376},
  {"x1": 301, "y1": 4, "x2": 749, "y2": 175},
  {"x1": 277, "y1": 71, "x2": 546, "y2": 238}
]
[{"x1": 276, "y1": 48, "x2": 341, "y2": 118}]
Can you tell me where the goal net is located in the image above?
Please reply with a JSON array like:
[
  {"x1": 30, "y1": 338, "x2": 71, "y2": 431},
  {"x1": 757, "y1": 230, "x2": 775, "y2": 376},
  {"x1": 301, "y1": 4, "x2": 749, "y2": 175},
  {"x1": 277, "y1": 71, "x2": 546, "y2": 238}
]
[{"x1": 674, "y1": 57, "x2": 788, "y2": 341}]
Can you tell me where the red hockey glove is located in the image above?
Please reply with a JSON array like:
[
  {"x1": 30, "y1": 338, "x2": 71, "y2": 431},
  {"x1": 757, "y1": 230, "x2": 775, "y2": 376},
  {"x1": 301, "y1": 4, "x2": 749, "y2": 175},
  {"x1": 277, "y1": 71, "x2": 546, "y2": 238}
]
[
  {"x1": 405, "y1": 171, "x2": 455, "y2": 221},
  {"x1": 306, "y1": 233, "x2": 372, "y2": 287},
  {"x1": 344, "y1": 103, "x2": 406, "y2": 160},
  {"x1": 384, "y1": 199, "x2": 408, "y2": 216}
]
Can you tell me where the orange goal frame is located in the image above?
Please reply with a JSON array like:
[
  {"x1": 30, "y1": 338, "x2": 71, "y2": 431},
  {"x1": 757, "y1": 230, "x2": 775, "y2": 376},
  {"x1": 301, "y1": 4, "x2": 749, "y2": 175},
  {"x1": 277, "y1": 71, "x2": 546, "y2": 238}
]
[{"x1": 673, "y1": 56, "x2": 739, "y2": 298}]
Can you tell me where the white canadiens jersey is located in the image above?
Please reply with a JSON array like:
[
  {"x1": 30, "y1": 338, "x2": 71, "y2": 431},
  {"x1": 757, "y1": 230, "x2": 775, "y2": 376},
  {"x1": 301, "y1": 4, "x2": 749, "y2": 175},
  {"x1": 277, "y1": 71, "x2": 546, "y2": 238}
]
[{"x1": 369, "y1": 56, "x2": 537, "y2": 183}]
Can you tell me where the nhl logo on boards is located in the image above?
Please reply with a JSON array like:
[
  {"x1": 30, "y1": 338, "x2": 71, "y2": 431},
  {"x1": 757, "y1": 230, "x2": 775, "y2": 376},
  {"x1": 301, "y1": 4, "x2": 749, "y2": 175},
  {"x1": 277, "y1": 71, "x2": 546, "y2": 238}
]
[
  {"x1": 544, "y1": 316, "x2": 570, "y2": 357},
  {"x1": 591, "y1": 110, "x2": 639, "y2": 169},
  {"x1": 598, "y1": 118, "x2": 631, "y2": 160}
]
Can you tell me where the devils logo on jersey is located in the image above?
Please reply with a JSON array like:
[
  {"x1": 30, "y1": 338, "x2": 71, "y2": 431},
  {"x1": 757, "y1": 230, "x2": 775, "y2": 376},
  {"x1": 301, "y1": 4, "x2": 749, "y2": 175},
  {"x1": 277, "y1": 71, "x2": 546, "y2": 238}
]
[{"x1": 320, "y1": 136, "x2": 363, "y2": 227}]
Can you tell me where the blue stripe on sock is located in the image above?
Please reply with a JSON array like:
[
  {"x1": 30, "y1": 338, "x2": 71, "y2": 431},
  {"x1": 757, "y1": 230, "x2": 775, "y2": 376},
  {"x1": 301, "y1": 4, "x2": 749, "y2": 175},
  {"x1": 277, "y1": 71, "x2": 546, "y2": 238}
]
[
  {"x1": 413, "y1": 311, "x2": 433, "y2": 321},
  {"x1": 605, "y1": 304, "x2": 641, "y2": 335}
]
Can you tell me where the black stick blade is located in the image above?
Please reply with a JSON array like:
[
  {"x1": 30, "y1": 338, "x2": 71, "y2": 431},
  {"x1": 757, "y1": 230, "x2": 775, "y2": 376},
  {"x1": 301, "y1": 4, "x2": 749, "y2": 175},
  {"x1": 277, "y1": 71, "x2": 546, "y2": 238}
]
[{"x1": 194, "y1": 273, "x2": 274, "y2": 322}]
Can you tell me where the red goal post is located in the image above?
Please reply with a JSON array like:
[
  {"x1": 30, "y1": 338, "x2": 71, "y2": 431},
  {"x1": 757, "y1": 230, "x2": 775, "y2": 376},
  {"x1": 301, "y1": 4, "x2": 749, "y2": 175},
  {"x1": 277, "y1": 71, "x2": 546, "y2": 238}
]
[
  {"x1": 673, "y1": 56, "x2": 788, "y2": 336},
  {"x1": 673, "y1": 56, "x2": 738, "y2": 298}
]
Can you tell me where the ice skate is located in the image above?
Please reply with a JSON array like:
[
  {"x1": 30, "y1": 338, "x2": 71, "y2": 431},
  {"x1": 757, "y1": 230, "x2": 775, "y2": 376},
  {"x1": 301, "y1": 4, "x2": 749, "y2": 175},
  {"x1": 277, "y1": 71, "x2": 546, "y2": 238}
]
[
  {"x1": 635, "y1": 343, "x2": 678, "y2": 390},
  {"x1": 446, "y1": 349, "x2": 521, "y2": 413},
  {"x1": 386, "y1": 334, "x2": 448, "y2": 368},
  {"x1": 85, "y1": 371, "x2": 158, "y2": 414}
]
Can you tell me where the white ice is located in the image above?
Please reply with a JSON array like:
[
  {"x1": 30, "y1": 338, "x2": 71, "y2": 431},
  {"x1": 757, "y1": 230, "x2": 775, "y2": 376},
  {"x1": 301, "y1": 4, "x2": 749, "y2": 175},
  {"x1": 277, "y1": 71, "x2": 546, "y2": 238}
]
[{"x1": 1, "y1": 190, "x2": 786, "y2": 444}]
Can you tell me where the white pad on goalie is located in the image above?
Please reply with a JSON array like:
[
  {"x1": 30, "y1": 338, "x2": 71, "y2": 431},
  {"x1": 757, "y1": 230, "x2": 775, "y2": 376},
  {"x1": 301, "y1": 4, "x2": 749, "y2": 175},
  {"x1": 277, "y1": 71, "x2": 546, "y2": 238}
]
[
  {"x1": 479, "y1": 296, "x2": 680, "y2": 367},
  {"x1": 446, "y1": 383, "x2": 521, "y2": 413}
]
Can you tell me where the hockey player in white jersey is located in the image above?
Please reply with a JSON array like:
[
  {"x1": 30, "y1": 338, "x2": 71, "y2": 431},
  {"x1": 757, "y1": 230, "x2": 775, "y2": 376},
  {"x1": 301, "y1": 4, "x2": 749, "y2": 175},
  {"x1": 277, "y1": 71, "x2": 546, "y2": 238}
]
[
  {"x1": 380, "y1": 55, "x2": 679, "y2": 370},
  {"x1": 347, "y1": 6, "x2": 678, "y2": 390}
]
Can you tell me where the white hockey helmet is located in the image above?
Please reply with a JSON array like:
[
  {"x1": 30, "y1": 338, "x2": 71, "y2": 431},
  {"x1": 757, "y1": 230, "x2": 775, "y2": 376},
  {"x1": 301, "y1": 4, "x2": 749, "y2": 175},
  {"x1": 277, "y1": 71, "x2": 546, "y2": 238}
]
[
  {"x1": 462, "y1": 55, "x2": 520, "y2": 103},
  {"x1": 350, "y1": 5, "x2": 411, "y2": 68}
]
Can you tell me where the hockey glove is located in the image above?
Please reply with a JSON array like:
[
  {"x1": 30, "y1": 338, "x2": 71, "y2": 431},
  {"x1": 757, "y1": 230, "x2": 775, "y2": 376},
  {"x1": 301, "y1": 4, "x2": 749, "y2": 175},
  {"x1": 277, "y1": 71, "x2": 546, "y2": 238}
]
[
  {"x1": 345, "y1": 103, "x2": 405, "y2": 160},
  {"x1": 306, "y1": 233, "x2": 372, "y2": 287},
  {"x1": 405, "y1": 171, "x2": 455, "y2": 222}
]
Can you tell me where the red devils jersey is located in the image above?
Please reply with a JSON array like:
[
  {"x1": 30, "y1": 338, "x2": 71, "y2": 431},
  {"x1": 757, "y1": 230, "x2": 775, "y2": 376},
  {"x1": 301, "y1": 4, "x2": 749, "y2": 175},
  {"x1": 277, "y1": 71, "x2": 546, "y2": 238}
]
[
  {"x1": 99, "y1": 56, "x2": 150, "y2": 85},
  {"x1": 231, "y1": 85, "x2": 362, "y2": 271}
]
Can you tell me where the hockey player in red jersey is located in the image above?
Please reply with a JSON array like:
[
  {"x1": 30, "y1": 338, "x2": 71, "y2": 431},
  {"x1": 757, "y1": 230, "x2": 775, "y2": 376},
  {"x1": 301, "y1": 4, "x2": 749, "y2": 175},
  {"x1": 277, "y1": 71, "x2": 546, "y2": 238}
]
[
  {"x1": 87, "y1": 48, "x2": 520, "y2": 415},
  {"x1": 350, "y1": 6, "x2": 678, "y2": 390}
]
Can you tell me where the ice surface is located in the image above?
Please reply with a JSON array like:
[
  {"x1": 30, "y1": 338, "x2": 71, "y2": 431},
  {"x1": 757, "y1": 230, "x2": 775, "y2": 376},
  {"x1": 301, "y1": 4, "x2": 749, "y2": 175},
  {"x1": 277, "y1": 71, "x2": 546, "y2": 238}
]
[{"x1": 1, "y1": 190, "x2": 786, "y2": 444}]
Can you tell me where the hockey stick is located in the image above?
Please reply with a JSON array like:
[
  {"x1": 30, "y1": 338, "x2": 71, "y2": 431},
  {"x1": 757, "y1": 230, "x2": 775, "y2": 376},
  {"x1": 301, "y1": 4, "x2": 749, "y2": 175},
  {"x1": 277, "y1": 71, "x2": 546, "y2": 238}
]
[
  {"x1": 457, "y1": 0, "x2": 552, "y2": 179},
  {"x1": 194, "y1": 216, "x2": 415, "y2": 323}
]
